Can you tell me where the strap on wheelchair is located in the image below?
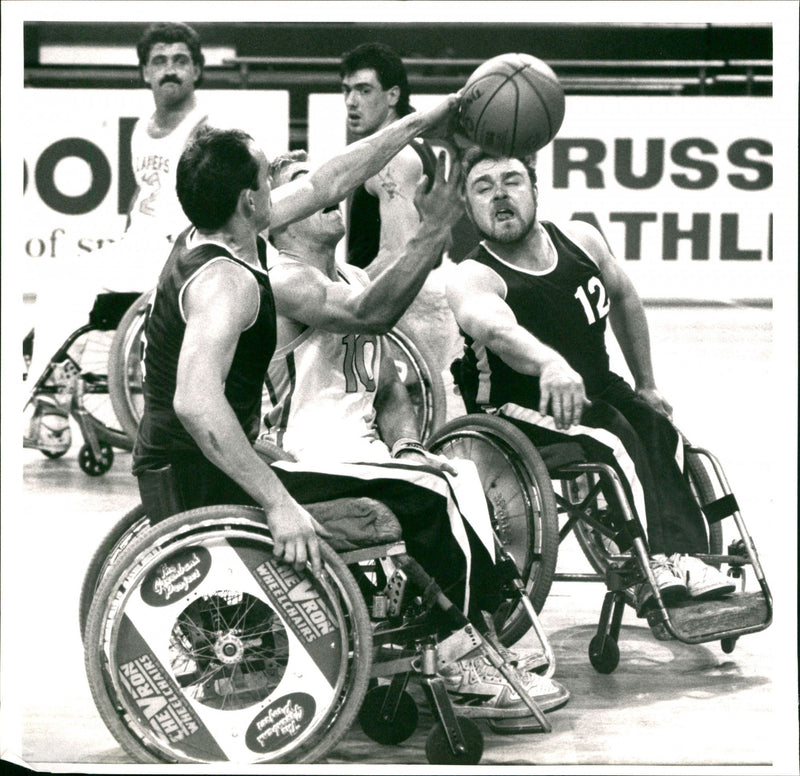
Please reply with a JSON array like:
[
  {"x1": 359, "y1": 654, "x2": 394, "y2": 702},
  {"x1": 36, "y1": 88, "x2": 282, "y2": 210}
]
[
  {"x1": 137, "y1": 464, "x2": 186, "y2": 524},
  {"x1": 701, "y1": 493, "x2": 739, "y2": 524}
]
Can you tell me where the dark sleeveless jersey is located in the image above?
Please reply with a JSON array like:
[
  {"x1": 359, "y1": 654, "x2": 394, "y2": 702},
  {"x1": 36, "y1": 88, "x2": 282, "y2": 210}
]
[
  {"x1": 347, "y1": 138, "x2": 438, "y2": 269},
  {"x1": 461, "y1": 221, "x2": 613, "y2": 411},
  {"x1": 132, "y1": 228, "x2": 276, "y2": 474}
]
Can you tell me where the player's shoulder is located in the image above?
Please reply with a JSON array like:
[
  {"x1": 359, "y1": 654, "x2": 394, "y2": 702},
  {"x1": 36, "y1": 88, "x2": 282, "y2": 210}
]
[{"x1": 558, "y1": 219, "x2": 612, "y2": 260}]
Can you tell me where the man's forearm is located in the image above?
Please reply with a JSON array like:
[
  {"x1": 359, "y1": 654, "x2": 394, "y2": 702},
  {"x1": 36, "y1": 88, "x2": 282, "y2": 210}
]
[
  {"x1": 313, "y1": 112, "x2": 429, "y2": 208},
  {"x1": 353, "y1": 220, "x2": 450, "y2": 330},
  {"x1": 609, "y1": 297, "x2": 657, "y2": 389}
]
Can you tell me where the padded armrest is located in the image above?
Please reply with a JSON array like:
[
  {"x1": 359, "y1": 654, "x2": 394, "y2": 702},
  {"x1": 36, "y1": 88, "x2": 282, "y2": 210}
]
[
  {"x1": 305, "y1": 497, "x2": 403, "y2": 552},
  {"x1": 540, "y1": 442, "x2": 588, "y2": 474}
]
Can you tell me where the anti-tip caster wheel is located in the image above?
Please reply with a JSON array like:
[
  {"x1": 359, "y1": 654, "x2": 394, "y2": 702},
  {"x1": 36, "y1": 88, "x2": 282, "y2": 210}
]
[
  {"x1": 358, "y1": 685, "x2": 419, "y2": 745},
  {"x1": 721, "y1": 637, "x2": 738, "y2": 654},
  {"x1": 589, "y1": 634, "x2": 620, "y2": 674},
  {"x1": 425, "y1": 717, "x2": 483, "y2": 765},
  {"x1": 78, "y1": 442, "x2": 114, "y2": 476}
]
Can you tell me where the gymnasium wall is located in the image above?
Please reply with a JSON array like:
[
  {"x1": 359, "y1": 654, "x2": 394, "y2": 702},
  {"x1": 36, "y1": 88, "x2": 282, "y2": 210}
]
[{"x1": 20, "y1": 89, "x2": 773, "y2": 302}]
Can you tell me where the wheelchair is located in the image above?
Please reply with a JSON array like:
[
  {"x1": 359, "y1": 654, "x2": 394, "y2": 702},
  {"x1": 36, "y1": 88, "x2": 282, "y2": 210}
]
[
  {"x1": 24, "y1": 291, "x2": 142, "y2": 476},
  {"x1": 106, "y1": 291, "x2": 448, "y2": 444},
  {"x1": 80, "y1": 441, "x2": 559, "y2": 765},
  {"x1": 426, "y1": 362, "x2": 773, "y2": 674}
]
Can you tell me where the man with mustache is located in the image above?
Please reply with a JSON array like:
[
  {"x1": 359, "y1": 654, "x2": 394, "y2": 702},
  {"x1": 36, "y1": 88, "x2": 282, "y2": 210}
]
[
  {"x1": 24, "y1": 22, "x2": 208, "y2": 455},
  {"x1": 448, "y1": 149, "x2": 735, "y2": 616}
]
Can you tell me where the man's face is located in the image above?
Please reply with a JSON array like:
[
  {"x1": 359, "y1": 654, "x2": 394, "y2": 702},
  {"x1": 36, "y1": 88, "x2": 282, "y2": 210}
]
[
  {"x1": 465, "y1": 157, "x2": 538, "y2": 244},
  {"x1": 341, "y1": 68, "x2": 398, "y2": 138},
  {"x1": 274, "y1": 161, "x2": 345, "y2": 245},
  {"x1": 142, "y1": 42, "x2": 201, "y2": 106}
]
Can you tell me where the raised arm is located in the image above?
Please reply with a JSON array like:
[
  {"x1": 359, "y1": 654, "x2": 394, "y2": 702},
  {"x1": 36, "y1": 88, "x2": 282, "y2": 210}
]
[
  {"x1": 270, "y1": 94, "x2": 460, "y2": 231},
  {"x1": 273, "y1": 152, "x2": 463, "y2": 334},
  {"x1": 447, "y1": 259, "x2": 588, "y2": 428},
  {"x1": 565, "y1": 220, "x2": 672, "y2": 418},
  {"x1": 173, "y1": 260, "x2": 321, "y2": 572}
]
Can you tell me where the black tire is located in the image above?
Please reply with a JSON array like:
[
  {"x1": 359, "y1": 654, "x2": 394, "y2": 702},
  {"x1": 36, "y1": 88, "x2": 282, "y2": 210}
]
[
  {"x1": 425, "y1": 718, "x2": 483, "y2": 765},
  {"x1": 426, "y1": 414, "x2": 560, "y2": 645},
  {"x1": 78, "y1": 503, "x2": 151, "y2": 640},
  {"x1": 78, "y1": 442, "x2": 114, "y2": 476},
  {"x1": 385, "y1": 326, "x2": 446, "y2": 443},
  {"x1": 107, "y1": 290, "x2": 151, "y2": 443},
  {"x1": 84, "y1": 505, "x2": 372, "y2": 764},
  {"x1": 588, "y1": 634, "x2": 620, "y2": 674},
  {"x1": 358, "y1": 685, "x2": 419, "y2": 745},
  {"x1": 685, "y1": 450, "x2": 724, "y2": 557}
]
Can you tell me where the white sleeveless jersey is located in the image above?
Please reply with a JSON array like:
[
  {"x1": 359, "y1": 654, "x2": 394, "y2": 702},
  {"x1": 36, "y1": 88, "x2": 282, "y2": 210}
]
[
  {"x1": 128, "y1": 104, "x2": 207, "y2": 241},
  {"x1": 262, "y1": 257, "x2": 391, "y2": 463}
]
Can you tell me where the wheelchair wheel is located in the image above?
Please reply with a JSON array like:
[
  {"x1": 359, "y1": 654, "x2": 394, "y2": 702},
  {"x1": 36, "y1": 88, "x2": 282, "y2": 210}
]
[
  {"x1": 426, "y1": 717, "x2": 483, "y2": 765},
  {"x1": 79, "y1": 503, "x2": 150, "y2": 640},
  {"x1": 426, "y1": 414, "x2": 559, "y2": 645},
  {"x1": 385, "y1": 326, "x2": 446, "y2": 443},
  {"x1": 571, "y1": 448, "x2": 724, "y2": 577},
  {"x1": 84, "y1": 505, "x2": 372, "y2": 764},
  {"x1": 108, "y1": 290, "x2": 150, "y2": 442}
]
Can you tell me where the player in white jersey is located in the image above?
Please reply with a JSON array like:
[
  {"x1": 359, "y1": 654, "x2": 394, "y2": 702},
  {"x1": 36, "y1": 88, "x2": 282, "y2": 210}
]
[
  {"x1": 24, "y1": 23, "x2": 207, "y2": 453},
  {"x1": 261, "y1": 150, "x2": 570, "y2": 720}
]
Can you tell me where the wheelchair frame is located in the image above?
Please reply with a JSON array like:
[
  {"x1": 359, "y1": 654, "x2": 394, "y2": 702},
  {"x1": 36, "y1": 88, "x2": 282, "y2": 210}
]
[
  {"x1": 24, "y1": 291, "x2": 141, "y2": 475},
  {"x1": 80, "y1": 439, "x2": 560, "y2": 765},
  {"x1": 426, "y1": 411, "x2": 773, "y2": 674}
]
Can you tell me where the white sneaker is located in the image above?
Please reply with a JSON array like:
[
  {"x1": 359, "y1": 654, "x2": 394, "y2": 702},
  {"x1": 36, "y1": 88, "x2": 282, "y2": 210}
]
[
  {"x1": 633, "y1": 553, "x2": 688, "y2": 615},
  {"x1": 671, "y1": 554, "x2": 736, "y2": 600},
  {"x1": 440, "y1": 652, "x2": 569, "y2": 714}
]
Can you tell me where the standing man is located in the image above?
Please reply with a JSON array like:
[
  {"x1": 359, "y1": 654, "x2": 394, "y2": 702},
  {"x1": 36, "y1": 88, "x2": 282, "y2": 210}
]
[
  {"x1": 133, "y1": 93, "x2": 461, "y2": 573},
  {"x1": 24, "y1": 22, "x2": 207, "y2": 454},
  {"x1": 339, "y1": 42, "x2": 473, "y2": 401},
  {"x1": 448, "y1": 149, "x2": 735, "y2": 614},
  {"x1": 259, "y1": 149, "x2": 570, "y2": 717}
]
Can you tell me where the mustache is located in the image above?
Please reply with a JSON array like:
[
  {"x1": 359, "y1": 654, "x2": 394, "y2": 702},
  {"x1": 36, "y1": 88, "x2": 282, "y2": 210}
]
[{"x1": 159, "y1": 75, "x2": 182, "y2": 86}]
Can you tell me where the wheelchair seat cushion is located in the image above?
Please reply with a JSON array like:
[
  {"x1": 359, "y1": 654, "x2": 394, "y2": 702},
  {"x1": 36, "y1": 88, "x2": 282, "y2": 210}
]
[
  {"x1": 539, "y1": 442, "x2": 587, "y2": 474},
  {"x1": 305, "y1": 497, "x2": 403, "y2": 551}
]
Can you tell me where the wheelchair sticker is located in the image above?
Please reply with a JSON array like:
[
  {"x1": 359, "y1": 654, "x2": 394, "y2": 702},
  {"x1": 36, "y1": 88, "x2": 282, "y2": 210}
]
[
  {"x1": 115, "y1": 614, "x2": 226, "y2": 760},
  {"x1": 245, "y1": 692, "x2": 316, "y2": 754},
  {"x1": 140, "y1": 546, "x2": 211, "y2": 606}
]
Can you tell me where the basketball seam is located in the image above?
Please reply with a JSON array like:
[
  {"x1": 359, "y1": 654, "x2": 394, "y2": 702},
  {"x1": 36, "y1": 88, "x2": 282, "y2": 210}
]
[
  {"x1": 515, "y1": 66, "x2": 557, "y2": 141},
  {"x1": 468, "y1": 61, "x2": 553, "y2": 154}
]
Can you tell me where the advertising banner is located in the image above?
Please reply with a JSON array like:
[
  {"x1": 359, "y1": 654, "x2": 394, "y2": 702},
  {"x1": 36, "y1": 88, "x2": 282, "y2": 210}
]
[
  {"x1": 20, "y1": 89, "x2": 289, "y2": 294},
  {"x1": 309, "y1": 93, "x2": 774, "y2": 301}
]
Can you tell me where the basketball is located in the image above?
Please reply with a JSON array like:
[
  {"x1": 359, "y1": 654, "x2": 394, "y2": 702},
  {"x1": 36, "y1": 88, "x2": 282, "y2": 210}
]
[{"x1": 458, "y1": 52, "x2": 565, "y2": 156}]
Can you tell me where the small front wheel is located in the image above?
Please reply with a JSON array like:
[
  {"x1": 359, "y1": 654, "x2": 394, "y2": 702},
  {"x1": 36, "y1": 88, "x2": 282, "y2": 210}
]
[
  {"x1": 588, "y1": 634, "x2": 620, "y2": 674},
  {"x1": 78, "y1": 442, "x2": 114, "y2": 476},
  {"x1": 425, "y1": 718, "x2": 483, "y2": 765},
  {"x1": 358, "y1": 685, "x2": 418, "y2": 744}
]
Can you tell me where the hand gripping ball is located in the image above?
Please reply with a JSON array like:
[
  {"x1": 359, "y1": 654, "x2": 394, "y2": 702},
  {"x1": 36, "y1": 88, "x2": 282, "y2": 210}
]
[{"x1": 458, "y1": 52, "x2": 565, "y2": 156}]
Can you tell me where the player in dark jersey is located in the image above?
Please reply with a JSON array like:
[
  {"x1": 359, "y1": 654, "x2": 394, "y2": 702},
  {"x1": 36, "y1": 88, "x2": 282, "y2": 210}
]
[
  {"x1": 448, "y1": 149, "x2": 735, "y2": 614},
  {"x1": 133, "y1": 91, "x2": 461, "y2": 574},
  {"x1": 340, "y1": 42, "x2": 477, "y2": 385}
]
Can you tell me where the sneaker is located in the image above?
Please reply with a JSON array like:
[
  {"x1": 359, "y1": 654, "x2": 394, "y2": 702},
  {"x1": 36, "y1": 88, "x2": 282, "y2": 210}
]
[
  {"x1": 24, "y1": 399, "x2": 71, "y2": 455},
  {"x1": 440, "y1": 652, "x2": 570, "y2": 714},
  {"x1": 632, "y1": 553, "x2": 688, "y2": 616},
  {"x1": 671, "y1": 554, "x2": 736, "y2": 600}
]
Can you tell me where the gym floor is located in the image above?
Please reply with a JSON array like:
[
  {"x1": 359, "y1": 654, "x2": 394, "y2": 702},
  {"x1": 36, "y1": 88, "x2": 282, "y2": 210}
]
[{"x1": 4, "y1": 303, "x2": 798, "y2": 772}]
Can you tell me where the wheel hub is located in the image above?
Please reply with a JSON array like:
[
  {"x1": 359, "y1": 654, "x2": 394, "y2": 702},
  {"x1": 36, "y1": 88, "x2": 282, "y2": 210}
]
[{"x1": 214, "y1": 632, "x2": 244, "y2": 664}]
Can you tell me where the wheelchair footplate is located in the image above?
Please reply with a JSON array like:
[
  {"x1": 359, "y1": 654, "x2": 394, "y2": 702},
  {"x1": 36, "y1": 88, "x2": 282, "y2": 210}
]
[{"x1": 646, "y1": 590, "x2": 771, "y2": 644}]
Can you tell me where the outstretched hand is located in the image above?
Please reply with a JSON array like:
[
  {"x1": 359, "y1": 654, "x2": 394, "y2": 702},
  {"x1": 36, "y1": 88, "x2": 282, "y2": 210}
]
[
  {"x1": 413, "y1": 150, "x2": 465, "y2": 231},
  {"x1": 417, "y1": 91, "x2": 463, "y2": 141}
]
